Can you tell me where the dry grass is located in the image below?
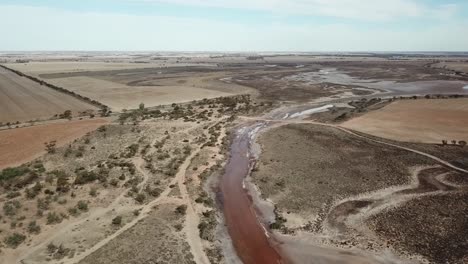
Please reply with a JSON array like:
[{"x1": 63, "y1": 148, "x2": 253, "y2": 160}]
[
  {"x1": 47, "y1": 76, "x2": 233, "y2": 111},
  {"x1": 4, "y1": 62, "x2": 175, "y2": 75}
]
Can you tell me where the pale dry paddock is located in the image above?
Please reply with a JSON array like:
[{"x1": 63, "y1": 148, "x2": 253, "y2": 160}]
[
  {"x1": 0, "y1": 67, "x2": 97, "y2": 123},
  {"x1": 0, "y1": 118, "x2": 108, "y2": 170},
  {"x1": 342, "y1": 98, "x2": 468, "y2": 144},
  {"x1": 48, "y1": 76, "x2": 233, "y2": 111},
  {"x1": 4, "y1": 62, "x2": 203, "y2": 75}
]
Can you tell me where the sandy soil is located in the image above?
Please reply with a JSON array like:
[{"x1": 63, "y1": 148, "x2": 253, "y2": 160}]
[
  {"x1": 342, "y1": 98, "x2": 468, "y2": 144},
  {"x1": 0, "y1": 119, "x2": 108, "y2": 169},
  {"x1": 0, "y1": 67, "x2": 97, "y2": 123},
  {"x1": 47, "y1": 76, "x2": 234, "y2": 111},
  {"x1": 78, "y1": 204, "x2": 195, "y2": 264}
]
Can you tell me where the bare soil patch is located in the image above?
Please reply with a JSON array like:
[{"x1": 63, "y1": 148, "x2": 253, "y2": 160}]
[
  {"x1": 0, "y1": 119, "x2": 108, "y2": 169},
  {"x1": 343, "y1": 98, "x2": 468, "y2": 144}
]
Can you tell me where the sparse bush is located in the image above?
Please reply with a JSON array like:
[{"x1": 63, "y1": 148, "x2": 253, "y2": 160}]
[
  {"x1": 74, "y1": 170, "x2": 98, "y2": 185},
  {"x1": 135, "y1": 193, "x2": 146, "y2": 204},
  {"x1": 53, "y1": 244, "x2": 70, "y2": 260},
  {"x1": 6, "y1": 191, "x2": 21, "y2": 199},
  {"x1": 174, "y1": 223, "x2": 183, "y2": 231},
  {"x1": 175, "y1": 205, "x2": 187, "y2": 215},
  {"x1": 112, "y1": 216, "x2": 122, "y2": 225},
  {"x1": 44, "y1": 141, "x2": 57, "y2": 154},
  {"x1": 0, "y1": 166, "x2": 30, "y2": 181},
  {"x1": 89, "y1": 187, "x2": 98, "y2": 197},
  {"x1": 47, "y1": 242, "x2": 58, "y2": 254},
  {"x1": 28, "y1": 221, "x2": 41, "y2": 234},
  {"x1": 47, "y1": 212, "x2": 62, "y2": 225},
  {"x1": 67, "y1": 207, "x2": 79, "y2": 217},
  {"x1": 3, "y1": 202, "x2": 18, "y2": 216},
  {"x1": 4, "y1": 233, "x2": 26, "y2": 248},
  {"x1": 77, "y1": 201, "x2": 88, "y2": 212}
]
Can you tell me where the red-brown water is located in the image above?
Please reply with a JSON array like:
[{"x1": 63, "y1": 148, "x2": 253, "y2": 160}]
[{"x1": 220, "y1": 124, "x2": 287, "y2": 264}]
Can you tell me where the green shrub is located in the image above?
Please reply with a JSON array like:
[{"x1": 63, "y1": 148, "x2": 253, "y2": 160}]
[
  {"x1": 0, "y1": 167, "x2": 30, "y2": 181},
  {"x1": 89, "y1": 187, "x2": 98, "y2": 197},
  {"x1": 74, "y1": 170, "x2": 98, "y2": 185},
  {"x1": 28, "y1": 221, "x2": 41, "y2": 234},
  {"x1": 175, "y1": 205, "x2": 187, "y2": 215},
  {"x1": 77, "y1": 201, "x2": 88, "y2": 211},
  {"x1": 47, "y1": 212, "x2": 62, "y2": 225},
  {"x1": 135, "y1": 193, "x2": 146, "y2": 204},
  {"x1": 4, "y1": 233, "x2": 26, "y2": 248},
  {"x1": 112, "y1": 216, "x2": 122, "y2": 225}
]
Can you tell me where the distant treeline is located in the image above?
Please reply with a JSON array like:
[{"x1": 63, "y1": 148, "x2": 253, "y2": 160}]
[{"x1": 0, "y1": 65, "x2": 109, "y2": 110}]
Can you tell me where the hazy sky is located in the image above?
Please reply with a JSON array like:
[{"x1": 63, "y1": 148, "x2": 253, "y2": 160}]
[{"x1": 1, "y1": 0, "x2": 467, "y2": 51}]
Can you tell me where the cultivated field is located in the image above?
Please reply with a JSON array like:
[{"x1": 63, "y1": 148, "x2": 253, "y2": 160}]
[
  {"x1": 0, "y1": 119, "x2": 108, "y2": 170},
  {"x1": 46, "y1": 76, "x2": 234, "y2": 111},
  {"x1": 342, "y1": 98, "x2": 468, "y2": 143},
  {"x1": 0, "y1": 67, "x2": 98, "y2": 123},
  {"x1": 3, "y1": 61, "x2": 203, "y2": 75},
  {"x1": 6, "y1": 62, "x2": 254, "y2": 111}
]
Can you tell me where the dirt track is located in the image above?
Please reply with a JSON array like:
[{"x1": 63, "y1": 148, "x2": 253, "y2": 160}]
[{"x1": 0, "y1": 67, "x2": 97, "y2": 123}]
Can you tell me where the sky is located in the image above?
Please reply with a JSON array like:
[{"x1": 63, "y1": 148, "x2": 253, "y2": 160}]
[{"x1": 0, "y1": 0, "x2": 467, "y2": 51}]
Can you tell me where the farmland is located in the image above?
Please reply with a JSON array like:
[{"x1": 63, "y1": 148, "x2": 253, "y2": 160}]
[
  {"x1": 6, "y1": 62, "x2": 254, "y2": 111},
  {"x1": 342, "y1": 98, "x2": 468, "y2": 143},
  {"x1": 0, "y1": 118, "x2": 108, "y2": 170},
  {"x1": 0, "y1": 67, "x2": 98, "y2": 124}
]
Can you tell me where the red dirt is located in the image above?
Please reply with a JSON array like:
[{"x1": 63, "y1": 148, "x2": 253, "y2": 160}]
[{"x1": 0, "y1": 119, "x2": 109, "y2": 170}]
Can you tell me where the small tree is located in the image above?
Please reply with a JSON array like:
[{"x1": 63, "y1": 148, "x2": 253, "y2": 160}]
[
  {"x1": 451, "y1": 140, "x2": 457, "y2": 145},
  {"x1": 442, "y1": 140, "x2": 448, "y2": 146},
  {"x1": 459, "y1": 141, "x2": 467, "y2": 148},
  {"x1": 139, "y1": 103, "x2": 145, "y2": 111}
]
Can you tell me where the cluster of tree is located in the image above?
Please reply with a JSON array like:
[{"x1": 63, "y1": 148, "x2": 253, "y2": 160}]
[{"x1": 442, "y1": 140, "x2": 467, "y2": 147}]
